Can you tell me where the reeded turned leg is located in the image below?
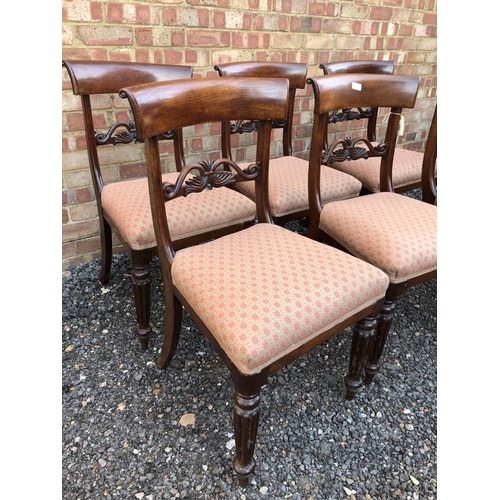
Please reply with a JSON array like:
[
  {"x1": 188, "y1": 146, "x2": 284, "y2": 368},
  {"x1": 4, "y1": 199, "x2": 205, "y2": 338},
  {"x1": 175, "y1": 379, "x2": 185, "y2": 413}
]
[
  {"x1": 364, "y1": 283, "x2": 405, "y2": 385},
  {"x1": 233, "y1": 389, "x2": 261, "y2": 487},
  {"x1": 345, "y1": 313, "x2": 378, "y2": 400},
  {"x1": 131, "y1": 249, "x2": 154, "y2": 350}
]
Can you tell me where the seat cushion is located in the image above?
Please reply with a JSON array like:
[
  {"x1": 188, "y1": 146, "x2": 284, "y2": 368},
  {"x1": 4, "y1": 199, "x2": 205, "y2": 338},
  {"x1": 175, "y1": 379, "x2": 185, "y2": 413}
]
[
  {"x1": 332, "y1": 146, "x2": 423, "y2": 193},
  {"x1": 172, "y1": 223, "x2": 389, "y2": 375},
  {"x1": 101, "y1": 173, "x2": 256, "y2": 251},
  {"x1": 236, "y1": 156, "x2": 361, "y2": 218},
  {"x1": 319, "y1": 192, "x2": 437, "y2": 283}
]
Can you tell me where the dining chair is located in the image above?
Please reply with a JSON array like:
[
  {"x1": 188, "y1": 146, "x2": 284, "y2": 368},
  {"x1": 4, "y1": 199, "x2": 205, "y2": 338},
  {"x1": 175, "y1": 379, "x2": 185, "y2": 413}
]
[
  {"x1": 214, "y1": 61, "x2": 362, "y2": 226},
  {"x1": 307, "y1": 73, "x2": 437, "y2": 387},
  {"x1": 62, "y1": 60, "x2": 257, "y2": 350},
  {"x1": 320, "y1": 60, "x2": 428, "y2": 195},
  {"x1": 120, "y1": 76, "x2": 390, "y2": 486}
]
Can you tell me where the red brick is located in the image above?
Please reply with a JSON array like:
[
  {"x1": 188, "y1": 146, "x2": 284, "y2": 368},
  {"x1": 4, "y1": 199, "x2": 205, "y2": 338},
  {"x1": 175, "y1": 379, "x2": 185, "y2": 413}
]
[
  {"x1": 76, "y1": 25, "x2": 133, "y2": 46},
  {"x1": 309, "y1": 2, "x2": 326, "y2": 15},
  {"x1": 106, "y1": 3, "x2": 123, "y2": 23},
  {"x1": 119, "y1": 162, "x2": 147, "y2": 179},
  {"x1": 90, "y1": 2, "x2": 103, "y2": 21},
  {"x1": 63, "y1": 208, "x2": 69, "y2": 225},
  {"x1": 369, "y1": 6, "x2": 393, "y2": 20},
  {"x1": 213, "y1": 10, "x2": 226, "y2": 28},
  {"x1": 136, "y1": 28, "x2": 153, "y2": 46}
]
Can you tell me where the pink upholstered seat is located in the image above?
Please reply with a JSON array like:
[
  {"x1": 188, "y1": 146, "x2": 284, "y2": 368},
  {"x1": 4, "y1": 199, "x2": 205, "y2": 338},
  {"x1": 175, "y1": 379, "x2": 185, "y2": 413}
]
[
  {"x1": 332, "y1": 146, "x2": 424, "y2": 194},
  {"x1": 319, "y1": 192, "x2": 437, "y2": 283},
  {"x1": 102, "y1": 173, "x2": 256, "y2": 251},
  {"x1": 173, "y1": 223, "x2": 389, "y2": 375},
  {"x1": 236, "y1": 156, "x2": 362, "y2": 219}
]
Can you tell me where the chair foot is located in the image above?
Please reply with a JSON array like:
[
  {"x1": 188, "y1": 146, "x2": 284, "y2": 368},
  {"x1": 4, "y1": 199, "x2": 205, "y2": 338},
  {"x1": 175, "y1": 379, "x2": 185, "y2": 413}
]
[
  {"x1": 344, "y1": 376, "x2": 362, "y2": 401},
  {"x1": 137, "y1": 327, "x2": 152, "y2": 351},
  {"x1": 99, "y1": 220, "x2": 112, "y2": 285},
  {"x1": 363, "y1": 362, "x2": 378, "y2": 385},
  {"x1": 157, "y1": 293, "x2": 182, "y2": 368}
]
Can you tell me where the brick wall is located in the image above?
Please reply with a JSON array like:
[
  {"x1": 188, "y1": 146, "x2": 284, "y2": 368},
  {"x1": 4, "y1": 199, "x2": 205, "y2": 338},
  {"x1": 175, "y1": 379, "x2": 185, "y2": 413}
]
[{"x1": 62, "y1": 0, "x2": 437, "y2": 270}]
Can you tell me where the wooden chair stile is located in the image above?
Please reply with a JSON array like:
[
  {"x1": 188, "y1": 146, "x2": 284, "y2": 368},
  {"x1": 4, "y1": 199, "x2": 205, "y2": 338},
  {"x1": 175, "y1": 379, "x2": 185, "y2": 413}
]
[{"x1": 120, "y1": 76, "x2": 391, "y2": 486}]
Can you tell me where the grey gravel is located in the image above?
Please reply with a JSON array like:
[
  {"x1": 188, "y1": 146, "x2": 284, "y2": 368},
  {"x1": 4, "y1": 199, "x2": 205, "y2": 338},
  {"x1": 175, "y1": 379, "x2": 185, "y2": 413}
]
[{"x1": 62, "y1": 194, "x2": 437, "y2": 500}]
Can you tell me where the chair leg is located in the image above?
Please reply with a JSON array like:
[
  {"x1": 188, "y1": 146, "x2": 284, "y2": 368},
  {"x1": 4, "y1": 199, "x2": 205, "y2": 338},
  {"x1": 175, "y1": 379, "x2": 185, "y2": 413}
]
[
  {"x1": 364, "y1": 284, "x2": 403, "y2": 385},
  {"x1": 130, "y1": 249, "x2": 154, "y2": 350},
  {"x1": 99, "y1": 217, "x2": 112, "y2": 285},
  {"x1": 233, "y1": 388, "x2": 261, "y2": 487},
  {"x1": 157, "y1": 291, "x2": 182, "y2": 369},
  {"x1": 344, "y1": 312, "x2": 378, "y2": 401}
]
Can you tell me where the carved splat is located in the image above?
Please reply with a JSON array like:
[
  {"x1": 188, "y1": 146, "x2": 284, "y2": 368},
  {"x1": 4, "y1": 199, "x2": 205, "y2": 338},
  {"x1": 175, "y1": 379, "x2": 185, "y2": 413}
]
[
  {"x1": 95, "y1": 121, "x2": 178, "y2": 146},
  {"x1": 322, "y1": 136, "x2": 389, "y2": 165},
  {"x1": 162, "y1": 158, "x2": 261, "y2": 200},
  {"x1": 95, "y1": 121, "x2": 138, "y2": 145},
  {"x1": 328, "y1": 107, "x2": 375, "y2": 125}
]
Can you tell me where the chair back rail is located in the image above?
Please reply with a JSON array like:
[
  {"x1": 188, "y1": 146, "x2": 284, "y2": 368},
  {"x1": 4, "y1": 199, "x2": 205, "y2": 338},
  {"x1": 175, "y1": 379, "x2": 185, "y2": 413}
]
[{"x1": 320, "y1": 60, "x2": 395, "y2": 144}]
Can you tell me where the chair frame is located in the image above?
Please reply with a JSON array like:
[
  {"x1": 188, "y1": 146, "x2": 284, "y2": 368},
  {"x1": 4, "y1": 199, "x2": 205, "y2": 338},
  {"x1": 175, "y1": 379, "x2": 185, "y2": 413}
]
[
  {"x1": 307, "y1": 73, "x2": 437, "y2": 386},
  {"x1": 215, "y1": 61, "x2": 307, "y2": 158},
  {"x1": 121, "y1": 76, "x2": 387, "y2": 487},
  {"x1": 63, "y1": 60, "x2": 255, "y2": 350}
]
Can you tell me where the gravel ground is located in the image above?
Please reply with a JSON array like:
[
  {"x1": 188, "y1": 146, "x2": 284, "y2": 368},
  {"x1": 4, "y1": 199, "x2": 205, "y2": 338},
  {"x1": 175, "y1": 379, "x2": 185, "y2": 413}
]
[{"x1": 62, "y1": 200, "x2": 437, "y2": 500}]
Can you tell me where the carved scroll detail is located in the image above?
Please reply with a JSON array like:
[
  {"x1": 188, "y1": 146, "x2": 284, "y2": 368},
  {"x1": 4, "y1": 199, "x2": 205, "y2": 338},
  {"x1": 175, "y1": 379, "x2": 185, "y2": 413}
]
[
  {"x1": 328, "y1": 107, "x2": 374, "y2": 125},
  {"x1": 95, "y1": 121, "x2": 138, "y2": 145},
  {"x1": 95, "y1": 121, "x2": 178, "y2": 145},
  {"x1": 230, "y1": 119, "x2": 287, "y2": 135},
  {"x1": 322, "y1": 137, "x2": 388, "y2": 165},
  {"x1": 162, "y1": 158, "x2": 261, "y2": 201}
]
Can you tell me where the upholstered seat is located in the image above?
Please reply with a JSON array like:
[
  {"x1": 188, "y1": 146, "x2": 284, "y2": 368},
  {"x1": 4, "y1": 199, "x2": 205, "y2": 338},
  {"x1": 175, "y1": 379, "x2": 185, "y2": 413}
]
[
  {"x1": 332, "y1": 145, "x2": 425, "y2": 194},
  {"x1": 173, "y1": 223, "x2": 389, "y2": 375},
  {"x1": 319, "y1": 192, "x2": 437, "y2": 283},
  {"x1": 235, "y1": 156, "x2": 361, "y2": 219},
  {"x1": 102, "y1": 173, "x2": 256, "y2": 251}
]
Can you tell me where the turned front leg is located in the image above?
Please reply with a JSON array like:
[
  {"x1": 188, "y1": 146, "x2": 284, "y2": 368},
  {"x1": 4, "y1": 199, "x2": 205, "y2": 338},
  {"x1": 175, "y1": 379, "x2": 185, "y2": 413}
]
[
  {"x1": 364, "y1": 297, "x2": 396, "y2": 385},
  {"x1": 233, "y1": 389, "x2": 261, "y2": 487},
  {"x1": 131, "y1": 250, "x2": 153, "y2": 350},
  {"x1": 345, "y1": 312, "x2": 378, "y2": 400}
]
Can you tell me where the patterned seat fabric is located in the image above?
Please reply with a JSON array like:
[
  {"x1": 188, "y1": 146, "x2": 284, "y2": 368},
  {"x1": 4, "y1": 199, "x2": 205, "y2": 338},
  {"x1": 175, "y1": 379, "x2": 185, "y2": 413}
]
[
  {"x1": 236, "y1": 156, "x2": 362, "y2": 218},
  {"x1": 172, "y1": 223, "x2": 389, "y2": 375},
  {"x1": 332, "y1": 146, "x2": 424, "y2": 193},
  {"x1": 319, "y1": 192, "x2": 437, "y2": 283},
  {"x1": 102, "y1": 173, "x2": 256, "y2": 251}
]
